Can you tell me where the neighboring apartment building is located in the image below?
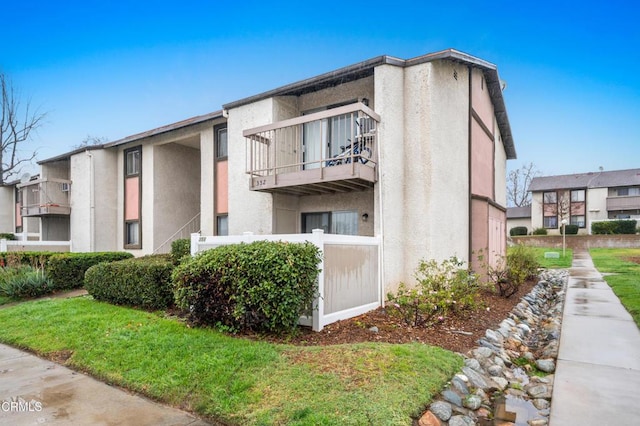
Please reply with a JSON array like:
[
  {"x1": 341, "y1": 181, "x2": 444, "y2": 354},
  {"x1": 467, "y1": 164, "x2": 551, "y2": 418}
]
[
  {"x1": 529, "y1": 168, "x2": 640, "y2": 234},
  {"x1": 19, "y1": 48, "x2": 516, "y2": 292},
  {"x1": 506, "y1": 205, "x2": 532, "y2": 234},
  {"x1": 1, "y1": 177, "x2": 41, "y2": 240}
]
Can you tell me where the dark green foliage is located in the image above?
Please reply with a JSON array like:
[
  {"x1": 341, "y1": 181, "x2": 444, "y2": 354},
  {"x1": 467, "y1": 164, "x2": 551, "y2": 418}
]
[
  {"x1": 509, "y1": 226, "x2": 528, "y2": 236},
  {"x1": 0, "y1": 266, "x2": 52, "y2": 299},
  {"x1": 172, "y1": 241, "x2": 321, "y2": 334},
  {"x1": 46, "y1": 252, "x2": 134, "y2": 290},
  {"x1": 591, "y1": 220, "x2": 637, "y2": 235},
  {"x1": 0, "y1": 233, "x2": 16, "y2": 240},
  {"x1": 170, "y1": 238, "x2": 191, "y2": 264},
  {"x1": 0, "y1": 252, "x2": 57, "y2": 268},
  {"x1": 85, "y1": 256, "x2": 175, "y2": 310},
  {"x1": 532, "y1": 228, "x2": 548, "y2": 235},
  {"x1": 561, "y1": 224, "x2": 579, "y2": 235}
]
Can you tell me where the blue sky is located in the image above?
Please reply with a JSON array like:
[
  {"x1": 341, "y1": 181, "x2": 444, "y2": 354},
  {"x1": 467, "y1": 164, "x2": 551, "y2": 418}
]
[{"x1": 2, "y1": 1, "x2": 639, "y2": 178}]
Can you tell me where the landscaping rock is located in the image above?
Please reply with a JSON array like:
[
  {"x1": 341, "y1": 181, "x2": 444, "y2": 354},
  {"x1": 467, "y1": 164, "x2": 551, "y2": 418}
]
[
  {"x1": 419, "y1": 410, "x2": 443, "y2": 426},
  {"x1": 429, "y1": 401, "x2": 452, "y2": 421},
  {"x1": 535, "y1": 359, "x2": 556, "y2": 373},
  {"x1": 463, "y1": 395, "x2": 482, "y2": 410},
  {"x1": 448, "y1": 415, "x2": 475, "y2": 426},
  {"x1": 442, "y1": 390, "x2": 462, "y2": 407}
]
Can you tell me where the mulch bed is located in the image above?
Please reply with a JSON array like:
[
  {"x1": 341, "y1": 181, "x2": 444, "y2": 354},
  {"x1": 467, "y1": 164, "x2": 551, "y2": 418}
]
[{"x1": 240, "y1": 279, "x2": 538, "y2": 354}]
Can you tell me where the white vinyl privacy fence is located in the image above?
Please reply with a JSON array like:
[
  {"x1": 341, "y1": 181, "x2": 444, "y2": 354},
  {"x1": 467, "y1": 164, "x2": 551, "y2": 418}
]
[
  {"x1": 0, "y1": 239, "x2": 71, "y2": 253},
  {"x1": 191, "y1": 229, "x2": 381, "y2": 331}
]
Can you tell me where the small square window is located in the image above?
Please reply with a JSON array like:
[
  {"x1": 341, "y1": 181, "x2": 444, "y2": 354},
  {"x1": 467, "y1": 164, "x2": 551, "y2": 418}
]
[
  {"x1": 543, "y1": 216, "x2": 558, "y2": 229},
  {"x1": 571, "y1": 190, "x2": 585, "y2": 202},
  {"x1": 570, "y1": 215, "x2": 586, "y2": 228},
  {"x1": 543, "y1": 192, "x2": 557, "y2": 204}
]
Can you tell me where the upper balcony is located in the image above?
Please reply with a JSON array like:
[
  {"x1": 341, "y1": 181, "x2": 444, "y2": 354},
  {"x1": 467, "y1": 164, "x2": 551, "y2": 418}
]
[
  {"x1": 244, "y1": 102, "x2": 380, "y2": 195},
  {"x1": 18, "y1": 178, "x2": 71, "y2": 217},
  {"x1": 606, "y1": 195, "x2": 640, "y2": 211}
]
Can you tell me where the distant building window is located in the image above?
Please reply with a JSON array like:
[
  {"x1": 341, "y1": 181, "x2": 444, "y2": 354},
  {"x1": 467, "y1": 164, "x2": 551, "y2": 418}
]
[
  {"x1": 570, "y1": 215, "x2": 585, "y2": 227},
  {"x1": 216, "y1": 215, "x2": 228, "y2": 236},
  {"x1": 543, "y1": 216, "x2": 558, "y2": 229},
  {"x1": 543, "y1": 191, "x2": 557, "y2": 204},
  {"x1": 124, "y1": 146, "x2": 142, "y2": 249},
  {"x1": 216, "y1": 127, "x2": 228, "y2": 159},
  {"x1": 618, "y1": 187, "x2": 640, "y2": 196},
  {"x1": 571, "y1": 190, "x2": 585, "y2": 202}
]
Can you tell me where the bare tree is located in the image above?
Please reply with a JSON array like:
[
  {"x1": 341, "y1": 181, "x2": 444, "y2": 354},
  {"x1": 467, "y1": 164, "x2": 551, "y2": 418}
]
[
  {"x1": 507, "y1": 162, "x2": 540, "y2": 207},
  {"x1": 73, "y1": 134, "x2": 109, "y2": 149},
  {"x1": 0, "y1": 72, "x2": 45, "y2": 185}
]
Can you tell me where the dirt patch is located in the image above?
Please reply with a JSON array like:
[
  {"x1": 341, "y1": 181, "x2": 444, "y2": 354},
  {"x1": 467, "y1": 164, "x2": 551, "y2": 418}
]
[
  {"x1": 46, "y1": 350, "x2": 74, "y2": 364},
  {"x1": 241, "y1": 279, "x2": 538, "y2": 354},
  {"x1": 623, "y1": 256, "x2": 640, "y2": 265}
]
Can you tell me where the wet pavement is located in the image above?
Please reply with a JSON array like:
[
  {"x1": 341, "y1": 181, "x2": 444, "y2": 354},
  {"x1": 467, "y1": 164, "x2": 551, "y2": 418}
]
[{"x1": 549, "y1": 249, "x2": 640, "y2": 425}]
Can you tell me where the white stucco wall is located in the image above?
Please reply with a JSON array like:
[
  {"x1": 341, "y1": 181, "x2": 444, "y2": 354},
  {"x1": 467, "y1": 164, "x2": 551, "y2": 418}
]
[
  {"x1": 200, "y1": 127, "x2": 215, "y2": 236},
  {"x1": 70, "y1": 149, "x2": 118, "y2": 252},
  {"x1": 507, "y1": 217, "x2": 531, "y2": 234},
  {"x1": 226, "y1": 99, "x2": 274, "y2": 235},
  {"x1": 587, "y1": 187, "x2": 609, "y2": 227},
  {"x1": 530, "y1": 192, "x2": 544, "y2": 231},
  {"x1": 0, "y1": 185, "x2": 14, "y2": 233}
]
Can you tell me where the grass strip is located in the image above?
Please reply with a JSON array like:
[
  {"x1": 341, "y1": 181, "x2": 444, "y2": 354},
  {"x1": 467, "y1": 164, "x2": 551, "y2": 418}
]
[
  {"x1": 0, "y1": 297, "x2": 462, "y2": 425},
  {"x1": 525, "y1": 247, "x2": 573, "y2": 269},
  {"x1": 590, "y1": 248, "x2": 640, "y2": 327}
]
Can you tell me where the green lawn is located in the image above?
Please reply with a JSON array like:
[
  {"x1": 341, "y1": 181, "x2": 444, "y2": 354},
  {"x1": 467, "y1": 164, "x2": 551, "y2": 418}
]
[
  {"x1": 0, "y1": 297, "x2": 462, "y2": 425},
  {"x1": 590, "y1": 248, "x2": 640, "y2": 327},
  {"x1": 509, "y1": 246, "x2": 573, "y2": 269}
]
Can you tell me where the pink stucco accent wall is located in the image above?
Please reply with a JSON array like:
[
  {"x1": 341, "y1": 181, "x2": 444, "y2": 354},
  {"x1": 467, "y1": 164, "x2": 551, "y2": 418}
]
[
  {"x1": 470, "y1": 119, "x2": 494, "y2": 199},
  {"x1": 471, "y1": 71, "x2": 495, "y2": 133},
  {"x1": 15, "y1": 203, "x2": 22, "y2": 227},
  {"x1": 125, "y1": 177, "x2": 139, "y2": 220},
  {"x1": 216, "y1": 160, "x2": 228, "y2": 214}
]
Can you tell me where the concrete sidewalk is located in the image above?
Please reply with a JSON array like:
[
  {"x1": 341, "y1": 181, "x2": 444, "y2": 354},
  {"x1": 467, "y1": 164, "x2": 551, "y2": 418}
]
[
  {"x1": 550, "y1": 249, "x2": 640, "y2": 425},
  {"x1": 0, "y1": 344, "x2": 211, "y2": 425}
]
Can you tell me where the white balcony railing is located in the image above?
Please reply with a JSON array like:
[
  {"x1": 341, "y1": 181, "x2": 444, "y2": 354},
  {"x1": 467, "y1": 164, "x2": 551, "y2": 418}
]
[
  {"x1": 244, "y1": 102, "x2": 380, "y2": 193},
  {"x1": 17, "y1": 178, "x2": 71, "y2": 216}
]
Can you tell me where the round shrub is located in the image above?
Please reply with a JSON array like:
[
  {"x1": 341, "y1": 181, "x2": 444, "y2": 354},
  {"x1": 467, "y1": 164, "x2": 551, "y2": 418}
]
[
  {"x1": 85, "y1": 256, "x2": 174, "y2": 310},
  {"x1": 532, "y1": 228, "x2": 548, "y2": 235},
  {"x1": 172, "y1": 241, "x2": 321, "y2": 334},
  {"x1": 509, "y1": 226, "x2": 528, "y2": 236},
  {"x1": 46, "y1": 252, "x2": 134, "y2": 290},
  {"x1": 561, "y1": 224, "x2": 579, "y2": 235},
  {"x1": 170, "y1": 238, "x2": 191, "y2": 264}
]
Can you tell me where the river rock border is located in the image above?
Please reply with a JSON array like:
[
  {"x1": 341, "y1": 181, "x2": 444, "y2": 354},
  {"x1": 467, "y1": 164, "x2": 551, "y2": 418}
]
[{"x1": 417, "y1": 269, "x2": 568, "y2": 426}]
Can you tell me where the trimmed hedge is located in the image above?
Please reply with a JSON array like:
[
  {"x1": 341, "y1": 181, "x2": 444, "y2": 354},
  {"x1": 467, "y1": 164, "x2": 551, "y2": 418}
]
[
  {"x1": 85, "y1": 256, "x2": 174, "y2": 310},
  {"x1": 591, "y1": 220, "x2": 637, "y2": 235},
  {"x1": 46, "y1": 252, "x2": 134, "y2": 290},
  {"x1": 172, "y1": 241, "x2": 321, "y2": 334},
  {"x1": 560, "y1": 224, "x2": 579, "y2": 235},
  {"x1": 532, "y1": 228, "x2": 548, "y2": 235},
  {"x1": 170, "y1": 238, "x2": 191, "y2": 264},
  {"x1": 0, "y1": 233, "x2": 16, "y2": 240},
  {"x1": 510, "y1": 226, "x2": 528, "y2": 236},
  {"x1": 0, "y1": 252, "x2": 58, "y2": 268}
]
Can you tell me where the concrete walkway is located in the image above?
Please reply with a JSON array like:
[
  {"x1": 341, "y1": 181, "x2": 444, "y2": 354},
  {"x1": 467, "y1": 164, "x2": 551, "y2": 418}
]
[
  {"x1": 550, "y1": 249, "x2": 640, "y2": 425},
  {"x1": 0, "y1": 344, "x2": 211, "y2": 425}
]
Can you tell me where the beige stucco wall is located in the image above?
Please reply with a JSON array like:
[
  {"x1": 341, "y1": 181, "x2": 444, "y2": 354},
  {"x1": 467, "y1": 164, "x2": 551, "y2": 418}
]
[
  {"x1": 153, "y1": 142, "x2": 201, "y2": 251},
  {"x1": 70, "y1": 149, "x2": 118, "y2": 252},
  {"x1": 587, "y1": 187, "x2": 609, "y2": 224},
  {"x1": 0, "y1": 185, "x2": 14, "y2": 233},
  {"x1": 507, "y1": 217, "x2": 532, "y2": 234},
  {"x1": 298, "y1": 191, "x2": 375, "y2": 236},
  {"x1": 226, "y1": 99, "x2": 274, "y2": 235},
  {"x1": 200, "y1": 127, "x2": 215, "y2": 236},
  {"x1": 41, "y1": 160, "x2": 70, "y2": 180},
  {"x1": 374, "y1": 60, "x2": 470, "y2": 293}
]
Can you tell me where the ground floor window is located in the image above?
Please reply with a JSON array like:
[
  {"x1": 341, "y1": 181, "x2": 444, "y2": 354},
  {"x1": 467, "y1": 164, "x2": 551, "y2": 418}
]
[
  {"x1": 125, "y1": 221, "x2": 140, "y2": 246},
  {"x1": 543, "y1": 216, "x2": 557, "y2": 229},
  {"x1": 216, "y1": 215, "x2": 228, "y2": 236},
  {"x1": 570, "y1": 215, "x2": 585, "y2": 228},
  {"x1": 302, "y1": 210, "x2": 358, "y2": 235}
]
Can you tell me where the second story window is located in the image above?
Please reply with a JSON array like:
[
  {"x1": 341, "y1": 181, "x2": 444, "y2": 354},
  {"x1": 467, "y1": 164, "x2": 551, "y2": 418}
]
[
  {"x1": 216, "y1": 127, "x2": 228, "y2": 159},
  {"x1": 126, "y1": 149, "x2": 141, "y2": 176},
  {"x1": 543, "y1": 191, "x2": 558, "y2": 228}
]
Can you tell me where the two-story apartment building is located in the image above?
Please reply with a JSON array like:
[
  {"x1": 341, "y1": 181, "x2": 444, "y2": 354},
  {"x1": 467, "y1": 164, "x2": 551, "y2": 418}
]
[
  {"x1": 18, "y1": 48, "x2": 516, "y2": 293},
  {"x1": 529, "y1": 168, "x2": 640, "y2": 234}
]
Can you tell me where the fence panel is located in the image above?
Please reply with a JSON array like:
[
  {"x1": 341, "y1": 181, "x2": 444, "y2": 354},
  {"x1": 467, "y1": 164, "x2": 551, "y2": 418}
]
[
  {"x1": 191, "y1": 231, "x2": 381, "y2": 331},
  {"x1": 1, "y1": 240, "x2": 71, "y2": 253}
]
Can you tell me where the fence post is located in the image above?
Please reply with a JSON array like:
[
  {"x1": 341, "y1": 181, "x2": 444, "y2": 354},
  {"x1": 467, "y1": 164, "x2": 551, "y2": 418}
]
[
  {"x1": 0, "y1": 239, "x2": 6, "y2": 253},
  {"x1": 311, "y1": 229, "x2": 325, "y2": 331},
  {"x1": 190, "y1": 233, "x2": 200, "y2": 256}
]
